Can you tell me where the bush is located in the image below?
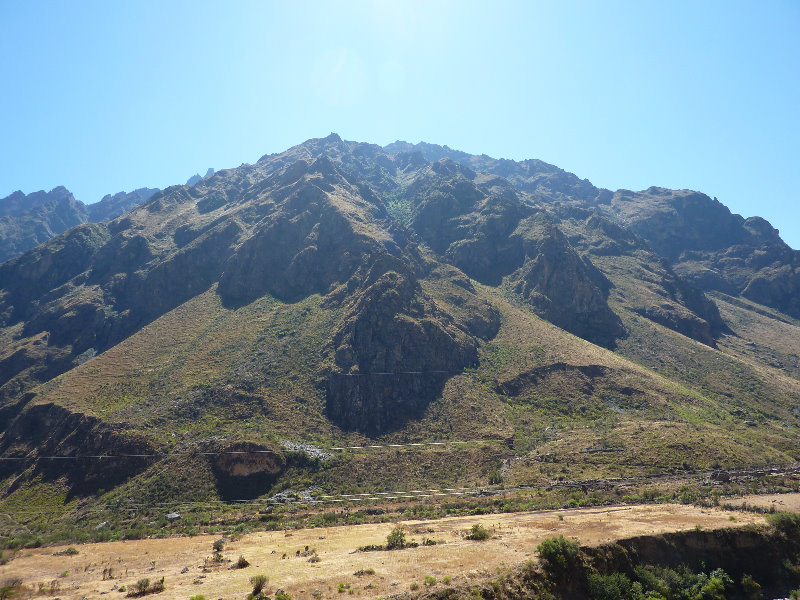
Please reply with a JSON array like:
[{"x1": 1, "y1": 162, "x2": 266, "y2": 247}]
[
  {"x1": 536, "y1": 536, "x2": 580, "y2": 580},
  {"x1": 250, "y1": 574, "x2": 269, "y2": 596},
  {"x1": 740, "y1": 573, "x2": 760, "y2": 593},
  {"x1": 488, "y1": 468, "x2": 503, "y2": 485},
  {"x1": 466, "y1": 524, "x2": 490, "y2": 541},
  {"x1": 386, "y1": 528, "x2": 406, "y2": 550},
  {"x1": 0, "y1": 578, "x2": 24, "y2": 600},
  {"x1": 126, "y1": 577, "x2": 166, "y2": 597},
  {"x1": 767, "y1": 511, "x2": 800, "y2": 536},
  {"x1": 587, "y1": 573, "x2": 634, "y2": 600},
  {"x1": 424, "y1": 576, "x2": 437, "y2": 587},
  {"x1": 234, "y1": 555, "x2": 250, "y2": 569}
]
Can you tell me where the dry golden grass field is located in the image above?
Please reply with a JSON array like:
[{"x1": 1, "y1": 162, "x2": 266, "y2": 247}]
[{"x1": 0, "y1": 503, "x2": 771, "y2": 600}]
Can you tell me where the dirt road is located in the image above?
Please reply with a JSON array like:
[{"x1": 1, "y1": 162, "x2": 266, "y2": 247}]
[{"x1": 0, "y1": 504, "x2": 766, "y2": 600}]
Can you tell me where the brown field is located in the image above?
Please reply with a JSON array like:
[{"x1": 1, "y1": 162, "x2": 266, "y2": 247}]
[
  {"x1": 725, "y1": 491, "x2": 800, "y2": 513},
  {"x1": 0, "y1": 503, "x2": 765, "y2": 600}
]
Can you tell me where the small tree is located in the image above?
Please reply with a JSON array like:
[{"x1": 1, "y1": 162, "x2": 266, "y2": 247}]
[
  {"x1": 537, "y1": 536, "x2": 580, "y2": 581},
  {"x1": 386, "y1": 527, "x2": 406, "y2": 550},
  {"x1": 466, "y1": 524, "x2": 490, "y2": 541},
  {"x1": 488, "y1": 468, "x2": 503, "y2": 485}
]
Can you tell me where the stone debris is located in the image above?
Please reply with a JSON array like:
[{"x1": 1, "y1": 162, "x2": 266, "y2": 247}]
[{"x1": 280, "y1": 440, "x2": 333, "y2": 462}]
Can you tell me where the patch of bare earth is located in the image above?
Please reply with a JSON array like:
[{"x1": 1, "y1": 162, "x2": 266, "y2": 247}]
[
  {"x1": 725, "y1": 492, "x2": 800, "y2": 513},
  {"x1": 0, "y1": 504, "x2": 764, "y2": 600}
]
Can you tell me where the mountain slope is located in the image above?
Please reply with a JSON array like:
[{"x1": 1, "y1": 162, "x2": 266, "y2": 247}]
[
  {"x1": 0, "y1": 186, "x2": 158, "y2": 264},
  {"x1": 390, "y1": 141, "x2": 800, "y2": 320},
  {"x1": 0, "y1": 135, "x2": 798, "y2": 536}
]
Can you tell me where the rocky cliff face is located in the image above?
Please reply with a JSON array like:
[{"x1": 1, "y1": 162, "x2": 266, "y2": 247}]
[
  {"x1": 391, "y1": 141, "x2": 800, "y2": 322},
  {"x1": 0, "y1": 186, "x2": 158, "y2": 264},
  {"x1": 0, "y1": 187, "x2": 88, "y2": 263},
  {"x1": 506, "y1": 213, "x2": 625, "y2": 347},
  {"x1": 326, "y1": 254, "x2": 499, "y2": 434},
  {"x1": 602, "y1": 187, "x2": 800, "y2": 319},
  {"x1": 87, "y1": 187, "x2": 159, "y2": 222}
]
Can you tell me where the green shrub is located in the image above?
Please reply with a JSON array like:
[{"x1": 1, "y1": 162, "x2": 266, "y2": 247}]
[
  {"x1": 126, "y1": 576, "x2": 165, "y2": 597},
  {"x1": 466, "y1": 524, "x2": 490, "y2": 541},
  {"x1": 424, "y1": 576, "x2": 437, "y2": 587},
  {"x1": 536, "y1": 536, "x2": 580, "y2": 580},
  {"x1": 740, "y1": 573, "x2": 760, "y2": 593},
  {"x1": 409, "y1": 583, "x2": 419, "y2": 591},
  {"x1": 133, "y1": 578, "x2": 150, "y2": 596},
  {"x1": 488, "y1": 468, "x2": 503, "y2": 485},
  {"x1": 250, "y1": 574, "x2": 268, "y2": 596},
  {"x1": 0, "y1": 578, "x2": 23, "y2": 600},
  {"x1": 587, "y1": 573, "x2": 633, "y2": 600},
  {"x1": 767, "y1": 511, "x2": 800, "y2": 535},
  {"x1": 234, "y1": 555, "x2": 250, "y2": 569},
  {"x1": 386, "y1": 528, "x2": 406, "y2": 550}
]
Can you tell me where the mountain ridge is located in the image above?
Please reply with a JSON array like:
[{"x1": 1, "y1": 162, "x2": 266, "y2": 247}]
[
  {"x1": 0, "y1": 134, "x2": 798, "y2": 539},
  {"x1": 0, "y1": 186, "x2": 159, "y2": 263}
]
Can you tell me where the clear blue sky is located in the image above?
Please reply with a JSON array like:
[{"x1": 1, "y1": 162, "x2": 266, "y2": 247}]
[{"x1": 2, "y1": 0, "x2": 799, "y2": 247}]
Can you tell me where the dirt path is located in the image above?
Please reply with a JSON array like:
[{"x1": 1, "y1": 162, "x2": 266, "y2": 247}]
[{"x1": 0, "y1": 504, "x2": 764, "y2": 600}]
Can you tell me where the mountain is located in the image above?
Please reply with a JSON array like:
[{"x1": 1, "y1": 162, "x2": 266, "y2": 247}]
[
  {"x1": 0, "y1": 134, "x2": 798, "y2": 536},
  {"x1": 87, "y1": 187, "x2": 161, "y2": 222},
  {"x1": 0, "y1": 186, "x2": 159, "y2": 263},
  {"x1": 387, "y1": 141, "x2": 800, "y2": 320}
]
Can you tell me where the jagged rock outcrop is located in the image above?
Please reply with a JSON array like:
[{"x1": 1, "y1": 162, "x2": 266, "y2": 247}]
[
  {"x1": 398, "y1": 160, "x2": 625, "y2": 347},
  {"x1": 0, "y1": 186, "x2": 158, "y2": 264},
  {"x1": 605, "y1": 187, "x2": 800, "y2": 319},
  {"x1": 507, "y1": 213, "x2": 625, "y2": 347},
  {"x1": 325, "y1": 255, "x2": 499, "y2": 435},
  {"x1": 87, "y1": 187, "x2": 159, "y2": 222},
  {"x1": 0, "y1": 187, "x2": 88, "y2": 263}
]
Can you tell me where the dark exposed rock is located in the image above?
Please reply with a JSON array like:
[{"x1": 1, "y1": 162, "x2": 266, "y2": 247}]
[
  {"x1": 87, "y1": 188, "x2": 159, "y2": 222},
  {"x1": 0, "y1": 187, "x2": 158, "y2": 264},
  {"x1": 507, "y1": 214, "x2": 625, "y2": 347},
  {"x1": 325, "y1": 255, "x2": 498, "y2": 435},
  {"x1": 0, "y1": 188, "x2": 88, "y2": 263},
  {"x1": 607, "y1": 187, "x2": 800, "y2": 319},
  {"x1": 0, "y1": 402, "x2": 153, "y2": 496}
]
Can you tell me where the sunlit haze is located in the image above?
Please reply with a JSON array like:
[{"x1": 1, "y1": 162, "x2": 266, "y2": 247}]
[{"x1": 2, "y1": 0, "x2": 798, "y2": 247}]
